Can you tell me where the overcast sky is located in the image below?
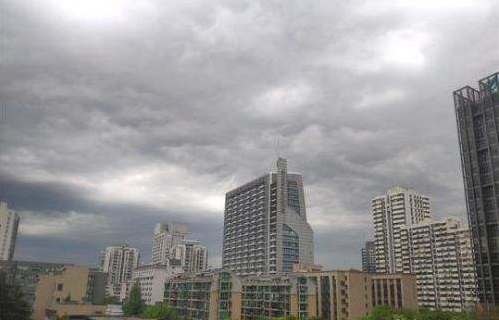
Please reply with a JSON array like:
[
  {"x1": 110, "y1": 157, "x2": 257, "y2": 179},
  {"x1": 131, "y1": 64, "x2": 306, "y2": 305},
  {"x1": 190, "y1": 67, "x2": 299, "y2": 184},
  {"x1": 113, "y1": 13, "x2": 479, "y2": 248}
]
[{"x1": 1, "y1": 0, "x2": 498, "y2": 269}]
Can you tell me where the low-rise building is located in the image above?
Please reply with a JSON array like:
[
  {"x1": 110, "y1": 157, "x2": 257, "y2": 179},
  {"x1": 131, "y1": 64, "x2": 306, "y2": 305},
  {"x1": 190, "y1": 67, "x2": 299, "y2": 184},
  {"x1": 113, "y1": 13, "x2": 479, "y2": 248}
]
[
  {"x1": 130, "y1": 262, "x2": 183, "y2": 304},
  {"x1": 0, "y1": 260, "x2": 68, "y2": 306},
  {"x1": 298, "y1": 270, "x2": 417, "y2": 320},
  {"x1": 32, "y1": 265, "x2": 107, "y2": 320},
  {"x1": 164, "y1": 268, "x2": 417, "y2": 320},
  {"x1": 164, "y1": 270, "x2": 316, "y2": 320}
]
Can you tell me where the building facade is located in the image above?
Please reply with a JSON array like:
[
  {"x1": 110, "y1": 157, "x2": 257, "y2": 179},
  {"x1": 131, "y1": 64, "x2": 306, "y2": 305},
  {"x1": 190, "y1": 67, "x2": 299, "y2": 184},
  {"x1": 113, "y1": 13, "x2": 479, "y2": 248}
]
[
  {"x1": 361, "y1": 241, "x2": 376, "y2": 274},
  {"x1": 0, "y1": 202, "x2": 20, "y2": 261},
  {"x1": 223, "y1": 158, "x2": 314, "y2": 275},
  {"x1": 32, "y1": 265, "x2": 107, "y2": 320},
  {"x1": 454, "y1": 71, "x2": 499, "y2": 305},
  {"x1": 164, "y1": 269, "x2": 417, "y2": 320},
  {"x1": 100, "y1": 245, "x2": 139, "y2": 296},
  {"x1": 173, "y1": 239, "x2": 209, "y2": 273},
  {"x1": 151, "y1": 222, "x2": 208, "y2": 273},
  {"x1": 152, "y1": 222, "x2": 189, "y2": 264},
  {"x1": 0, "y1": 260, "x2": 68, "y2": 306},
  {"x1": 399, "y1": 217, "x2": 477, "y2": 311},
  {"x1": 164, "y1": 270, "x2": 317, "y2": 320},
  {"x1": 372, "y1": 187, "x2": 430, "y2": 273},
  {"x1": 125, "y1": 262, "x2": 183, "y2": 305}
]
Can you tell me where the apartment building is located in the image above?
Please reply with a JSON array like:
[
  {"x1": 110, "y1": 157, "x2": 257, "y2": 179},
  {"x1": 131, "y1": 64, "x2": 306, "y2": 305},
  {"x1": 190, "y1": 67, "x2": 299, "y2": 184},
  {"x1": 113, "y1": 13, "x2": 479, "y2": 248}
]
[
  {"x1": 0, "y1": 201, "x2": 20, "y2": 261},
  {"x1": 164, "y1": 268, "x2": 417, "y2": 320},
  {"x1": 296, "y1": 267, "x2": 417, "y2": 320},
  {"x1": 32, "y1": 265, "x2": 107, "y2": 320},
  {"x1": 152, "y1": 222, "x2": 189, "y2": 264},
  {"x1": 151, "y1": 222, "x2": 208, "y2": 272},
  {"x1": 0, "y1": 260, "x2": 68, "y2": 305},
  {"x1": 172, "y1": 239, "x2": 208, "y2": 273},
  {"x1": 100, "y1": 244, "x2": 139, "y2": 296},
  {"x1": 372, "y1": 187, "x2": 430, "y2": 273},
  {"x1": 399, "y1": 217, "x2": 477, "y2": 311},
  {"x1": 223, "y1": 158, "x2": 314, "y2": 275},
  {"x1": 164, "y1": 270, "x2": 316, "y2": 320},
  {"x1": 126, "y1": 262, "x2": 183, "y2": 305}
]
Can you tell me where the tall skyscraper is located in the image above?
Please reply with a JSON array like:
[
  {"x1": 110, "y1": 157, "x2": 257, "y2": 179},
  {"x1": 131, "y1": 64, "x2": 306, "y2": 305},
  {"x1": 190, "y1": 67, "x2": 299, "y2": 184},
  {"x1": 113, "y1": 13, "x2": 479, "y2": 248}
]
[
  {"x1": 151, "y1": 222, "x2": 189, "y2": 264},
  {"x1": 399, "y1": 217, "x2": 476, "y2": 311},
  {"x1": 454, "y1": 71, "x2": 499, "y2": 305},
  {"x1": 222, "y1": 158, "x2": 314, "y2": 275},
  {"x1": 0, "y1": 202, "x2": 20, "y2": 261},
  {"x1": 100, "y1": 245, "x2": 139, "y2": 296},
  {"x1": 372, "y1": 186, "x2": 430, "y2": 273},
  {"x1": 361, "y1": 241, "x2": 376, "y2": 273}
]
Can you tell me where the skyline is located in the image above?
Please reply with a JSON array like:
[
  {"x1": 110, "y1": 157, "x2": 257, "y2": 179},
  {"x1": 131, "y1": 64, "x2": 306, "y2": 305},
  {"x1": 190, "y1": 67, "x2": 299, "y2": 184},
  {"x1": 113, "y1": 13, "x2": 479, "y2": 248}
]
[{"x1": 1, "y1": 0, "x2": 499, "y2": 269}]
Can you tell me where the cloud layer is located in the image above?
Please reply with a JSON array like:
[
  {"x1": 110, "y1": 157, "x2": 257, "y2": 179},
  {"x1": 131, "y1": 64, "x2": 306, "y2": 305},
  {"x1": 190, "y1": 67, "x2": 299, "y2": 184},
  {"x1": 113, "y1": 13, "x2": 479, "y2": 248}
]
[{"x1": 2, "y1": 0, "x2": 498, "y2": 268}]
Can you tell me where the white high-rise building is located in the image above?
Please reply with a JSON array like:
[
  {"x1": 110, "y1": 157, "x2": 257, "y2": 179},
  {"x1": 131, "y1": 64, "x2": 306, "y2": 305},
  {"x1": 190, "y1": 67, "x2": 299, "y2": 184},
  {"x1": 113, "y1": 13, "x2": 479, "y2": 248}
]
[
  {"x1": 151, "y1": 222, "x2": 189, "y2": 264},
  {"x1": 100, "y1": 245, "x2": 139, "y2": 296},
  {"x1": 222, "y1": 158, "x2": 314, "y2": 275},
  {"x1": 400, "y1": 217, "x2": 477, "y2": 311},
  {"x1": 172, "y1": 239, "x2": 208, "y2": 273},
  {"x1": 372, "y1": 187, "x2": 430, "y2": 273},
  {"x1": 0, "y1": 202, "x2": 20, "y2": 261}
]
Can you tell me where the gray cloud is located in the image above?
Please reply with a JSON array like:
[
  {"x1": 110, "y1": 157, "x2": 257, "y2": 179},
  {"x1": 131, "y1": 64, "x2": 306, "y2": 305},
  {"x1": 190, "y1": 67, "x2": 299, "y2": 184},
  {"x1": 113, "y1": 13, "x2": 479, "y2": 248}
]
[{"x1": 1, "y1": 0, "x2": 498, "y2": 269}]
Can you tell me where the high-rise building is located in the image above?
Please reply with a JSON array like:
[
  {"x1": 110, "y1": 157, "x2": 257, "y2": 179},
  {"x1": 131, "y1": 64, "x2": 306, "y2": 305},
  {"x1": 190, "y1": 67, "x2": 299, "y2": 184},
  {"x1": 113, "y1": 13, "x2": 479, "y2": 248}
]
[
  {"x1": 361, "y1": 241, "x2": 376, "y2": 274},
  {"x1": 0, "y1": 202, "x2": 20, "y2": 261},
  {"x1": 454, "y1": 72, "x2": 499, "y2": 305},
  {"x1": 399, "y1": 217, "x2": 477, "y2": 311},
  {"x1": 150, "y1": 222, "x2": 208, "y2": 272},
  {"x1": 372, "y1": 186, "x2": 430, "y2": 273},
  {"x1": 100, "y1": 245, "x2": 139, "y2": 296},
  {"x1": 222, "y1": 158, "x2": 314, "y2": 275},
  {"x1": 151, "y1": 222, "x2": 189, "y2": 264},
  {"x1": 172, "y1": 239, "x2": 208, "y2": 273}
]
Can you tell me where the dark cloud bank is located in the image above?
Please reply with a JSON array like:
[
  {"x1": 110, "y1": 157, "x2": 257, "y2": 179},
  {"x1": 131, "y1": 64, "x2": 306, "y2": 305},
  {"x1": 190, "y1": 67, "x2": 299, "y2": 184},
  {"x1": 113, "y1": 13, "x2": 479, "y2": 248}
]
[{"x1": 1, "y1": 0, "x2": 498, "y2": 269}]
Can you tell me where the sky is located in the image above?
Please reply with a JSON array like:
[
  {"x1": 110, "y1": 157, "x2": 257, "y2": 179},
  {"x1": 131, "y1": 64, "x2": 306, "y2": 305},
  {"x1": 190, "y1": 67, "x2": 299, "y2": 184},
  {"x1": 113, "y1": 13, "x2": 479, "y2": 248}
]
[{"x1": 1, "y1": 0, "x2": 498, "y2": 269}]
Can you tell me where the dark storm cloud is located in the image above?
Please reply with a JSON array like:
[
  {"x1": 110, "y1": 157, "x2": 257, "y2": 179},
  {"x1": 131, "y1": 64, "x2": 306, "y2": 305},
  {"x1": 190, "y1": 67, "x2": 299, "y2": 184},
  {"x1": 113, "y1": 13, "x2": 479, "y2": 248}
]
[{"x1": 1, "y1": 0, "x2": 498, "y2": 268}]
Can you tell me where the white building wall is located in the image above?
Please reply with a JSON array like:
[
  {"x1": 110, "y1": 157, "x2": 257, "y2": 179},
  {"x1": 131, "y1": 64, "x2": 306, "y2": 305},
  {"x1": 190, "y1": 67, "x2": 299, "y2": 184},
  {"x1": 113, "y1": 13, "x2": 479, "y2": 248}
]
[
  {"x1": 400, "y1": 217, "x2": 477, "y2": 312},
  {"x1": 101, "y1": 245, "x2": 139, "y2": 297},
  {"x1": 130, "y1": 263, "x2": 183, "y2": 305},
  {"x1": 151, "y1": 223, "x2": 188, "y2": 264},
  {"x1": 372, "y1": 187, "x2": 430, "y2": 273}
]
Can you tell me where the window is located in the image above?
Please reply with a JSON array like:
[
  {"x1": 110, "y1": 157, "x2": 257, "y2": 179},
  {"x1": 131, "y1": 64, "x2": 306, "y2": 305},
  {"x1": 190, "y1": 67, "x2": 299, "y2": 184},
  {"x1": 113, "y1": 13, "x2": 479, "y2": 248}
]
[{"x1": 57, "y1": 283, "x2": 63, "y2": 291}]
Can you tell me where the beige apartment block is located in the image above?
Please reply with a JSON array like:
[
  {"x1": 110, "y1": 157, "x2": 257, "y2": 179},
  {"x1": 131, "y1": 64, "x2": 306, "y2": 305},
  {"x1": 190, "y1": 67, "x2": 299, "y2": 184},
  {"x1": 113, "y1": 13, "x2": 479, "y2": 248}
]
[
  {"x1": 297, "y1": 269, "x2": 417, "y2": 320},
  {"x1": 32, "y1": 265, "x2": 106, "y2": 320}
]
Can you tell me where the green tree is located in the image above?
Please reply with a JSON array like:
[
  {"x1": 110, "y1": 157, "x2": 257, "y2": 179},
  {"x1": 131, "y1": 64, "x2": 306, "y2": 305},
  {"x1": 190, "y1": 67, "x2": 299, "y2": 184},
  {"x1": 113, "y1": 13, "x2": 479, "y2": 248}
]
[
  {"x1": 0, "y1": 283, "x2": 32, "y2": 320},
  {"x1": 141, "y1": 302, "x2": 179, "y2": 320},
  {"x1": 369, "y1": 305, "x2": 394, "y2": 320},
  {"x1": 357, "y1": 305, "x2": 476, "y2": 320},
  {"x1": 123, "y1": 282, "x2": 144, "y2": 316}
]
